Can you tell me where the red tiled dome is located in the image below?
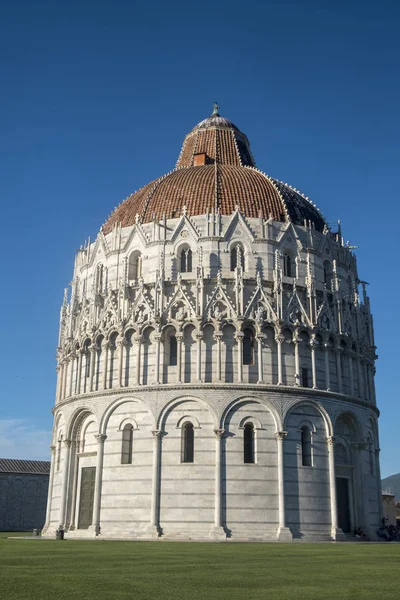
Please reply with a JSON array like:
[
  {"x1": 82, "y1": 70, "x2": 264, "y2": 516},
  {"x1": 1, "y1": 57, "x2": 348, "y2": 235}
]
[{"x1": 102, "y1": 109, "x2": 326, "y2": 234}]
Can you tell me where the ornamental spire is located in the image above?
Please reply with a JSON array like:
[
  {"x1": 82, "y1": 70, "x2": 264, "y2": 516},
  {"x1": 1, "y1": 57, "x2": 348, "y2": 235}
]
[{"x1": 212, "y1": 101, "x2": 220, "y2": 116}]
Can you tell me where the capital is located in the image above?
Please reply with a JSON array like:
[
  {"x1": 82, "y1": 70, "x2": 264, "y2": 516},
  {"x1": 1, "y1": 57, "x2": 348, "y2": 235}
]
[
  {"x1": 327, "y1": 436, "x2": 335, "y2": 446},
  {"x1": 275, "y1": 431, "x2": 288, "y2": 442},
  {"x1": 50, "y1": 445, "x2": 56, "y2": 454},
  {"x1": 63, "y1": 439, "x2": 72, "y2": 448},
  {"x1": 214, "y1": 429, "x2": 225, "y2": 439},
  {"x1": 152, "y1": 430, "x2": 163, "y2": 439},
  {"x1": 95, "y1": 434, "x2": 107, "y2": 444}
]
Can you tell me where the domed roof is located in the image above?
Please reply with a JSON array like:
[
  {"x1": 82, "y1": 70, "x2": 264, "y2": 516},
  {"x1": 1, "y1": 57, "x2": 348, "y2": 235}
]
[
  {"x1": 191, "y1": 115, "x2": 239, "y2": 131},
  {"x1": 102, "y1": 106, "x2": 326, "y2": 234}
]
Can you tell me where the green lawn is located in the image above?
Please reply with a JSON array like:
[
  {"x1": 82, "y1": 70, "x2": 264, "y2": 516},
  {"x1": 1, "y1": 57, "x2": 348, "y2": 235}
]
[{"x1": 0, "y1": 537, "x2": 399, "y2": 600}]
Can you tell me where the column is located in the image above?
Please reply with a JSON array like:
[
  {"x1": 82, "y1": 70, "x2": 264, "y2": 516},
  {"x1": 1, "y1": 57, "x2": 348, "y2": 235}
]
[
  {"x1": 42, "y1": 445, "x2": 56, "y2": 534},
  {"x1": 336, "y1": 347, "x2": 343, "y2": 394},
  {"x1": 61, "y1": 363, "x2": 67, "y2": 401},
  {"x1": 117, "y1": 337, "x2": 125, "y2": 388},
  {"x1": 89, "y1": 344, "x2": 96, "y2": 392},
  {"x1": 67, "y1": 440, "x2": 79, "y2": 530},
  {"x1": 196, "y1": 333, "x2": 202, "y2": 383},
  {"x1": 375, "y1": 447, "x2": 383, "y2": 524},
  {"x1": 327, "y1": 436, "x2": 343, "y2": 540},
  {"x1": 371, "y1": 367, "x2": 377, "y2": 405},
  {"x1": 364, "y1": 362, "x2": 370, "y2": 403},
  {"x1": 357, "y1": 355, "x2": 363, "y2": 399},
  {"x1": 236, "y1": 332, "x2": 243, "y2": 383},
  {"x1": 59, "y1": 439, "x2": 72, "y2": 529},
  {"x1": 60, "y1": 362, "x2": 66, "y2": 401},
  {"x1": 348, "y1": 352, "x2": 354, "y2": 396},
  {"x1": 214, "y1": 333, "x2": 222, "y2": 382},
  {"x1": 91, "y1": 434, "x2": 107, "y2": 535},
  {"x1": 77, "y1": 350, "x2": 83, "y2": 395},
  {"x1": 176, "y1": 334, "x2": 183, "y2": 383},
  {"x1": 149, "y1": 430, "x2": 162, "y2": 535},
  {"x1": 213, "y1": 429, "x2": 225, "y2": 536},
  {"x1": 69, "y1": 353, "x2": 75, "y2": 397},
  {"x1": 257, "y1": 335, "x2": 264, "y2": 383},
  {"x1": 324, "y1": 343, "x2": 331, "y2": 391},
  {"x1": 310, "y1": 339, "x2": 317, "y2": 389},
  {"x1": 55, "y1": 365, "x2": 62, "y2": 403},
  {"x1": 102, "y1": 340, "x2": 109, "y2": 390},
  {"x1": 154, "y1": 335, "x2": 161, "y2": 384},
  {"x1": 134, "y1": 335, "x2": 142, "y2": 385},
  {"x1": 275, "y1": 432, "x2": 292, "y2": 540},
  {"x1": 293, "y1": 334, "x2": 300, "y2": 386},
  {"x1": 275, "y1": 335, "x2": 283, "y2": 385}
]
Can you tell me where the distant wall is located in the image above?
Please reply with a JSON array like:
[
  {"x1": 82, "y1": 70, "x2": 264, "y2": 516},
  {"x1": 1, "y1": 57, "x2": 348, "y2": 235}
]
[
  {"x1": 0, "y1": 474, "x2": 49, "y2": 531},
  {"x1": 382, "y1": 493, "x2": 396, "y2": 527}
]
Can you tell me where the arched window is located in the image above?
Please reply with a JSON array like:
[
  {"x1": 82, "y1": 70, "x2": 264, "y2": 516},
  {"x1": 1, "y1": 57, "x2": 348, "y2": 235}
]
[
  {"x1": 301, "y1": 426, "x2": 312, "y2": 466},
  {"x1": 230, "y1": 244, "x2": 245, "y2": 271},
  {"x1": 121, "y1": 424, "x2": 133, "y2": 464},
  {"x1": 180, "y1": 248, "x2": 193, "y2": 273},
  {"x1": 182, "y1": 422, "x2": 194, "y2": 463},
  {"x1": 169, "y1": 335, "x2": 177, "y2": 366},
  {"x1": 243, "y1": 328, "x2": 254, "y2": 365},
  {"x1": 244, "y1": 423, "x2": 255, "y2": 463},
  {"x1": 283, "y1": 253, "x2": 292, "y2": 277},
  {"x1": 128, "y1": 251, "x2": 142, "y2": 281},
  {"x1": 301, "y1": 367, "x2": 309, "y2": 388},
  {"x1": 324, "y1": 260, "x2": 332, "y2": 288}
]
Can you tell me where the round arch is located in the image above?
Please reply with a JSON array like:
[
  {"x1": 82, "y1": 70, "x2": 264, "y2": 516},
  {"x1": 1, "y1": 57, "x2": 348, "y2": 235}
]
[
  {"x1": 220, "y1": 395, "x2": 282, "y2": 432},
  {"x1": 334, "y1": 410, "x2": 363, "y2": 440},
  {"x1": 99, "y1": 396, "x2": 155, "y2": 435},
  {"x1": 66, "y1": 407, "x2": 97, "y2": 440},
  {"x1": 157, "y1": 394, "x2": 218, "y2": 431},
  {"x1": 283, "y1": 399, "x2": 333, "y2": 437}
]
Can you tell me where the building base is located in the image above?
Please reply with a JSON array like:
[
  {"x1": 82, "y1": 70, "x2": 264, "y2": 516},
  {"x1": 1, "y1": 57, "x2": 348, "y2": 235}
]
[
  {"x1": 209, "y1": 526, "x2": 227, "y2": 541},
  {"x1": 277, "y1": 527, "x2": 293, "y2": 542}
]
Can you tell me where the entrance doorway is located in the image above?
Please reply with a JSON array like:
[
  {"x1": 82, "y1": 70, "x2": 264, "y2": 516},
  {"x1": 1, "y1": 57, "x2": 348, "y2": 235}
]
[
  {"x1": 336, "y1": 477, "x2": 351, "y2": 533},
  {"x1": 78, "y1": 466, "x2": 96, "y2": 529}
]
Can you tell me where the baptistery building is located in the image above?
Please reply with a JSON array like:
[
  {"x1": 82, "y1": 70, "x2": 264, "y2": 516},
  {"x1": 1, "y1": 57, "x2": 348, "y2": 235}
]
[{"x1": 43, "y1": 106, "x2": 382, "y2": 541}]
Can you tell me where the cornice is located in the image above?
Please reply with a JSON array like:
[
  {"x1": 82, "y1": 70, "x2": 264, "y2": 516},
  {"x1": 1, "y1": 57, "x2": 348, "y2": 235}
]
[{"x1": 53, "y1": 382, "x2": 379, "y2": 417}]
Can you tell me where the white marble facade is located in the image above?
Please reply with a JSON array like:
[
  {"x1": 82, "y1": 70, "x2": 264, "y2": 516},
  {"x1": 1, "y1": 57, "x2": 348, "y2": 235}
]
[{"x1": 42, "y1": 209, "x2": 382, "y2": 541}]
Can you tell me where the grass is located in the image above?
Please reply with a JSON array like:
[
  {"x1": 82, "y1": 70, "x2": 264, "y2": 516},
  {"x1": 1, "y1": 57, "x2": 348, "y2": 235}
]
[{"x1": 0, "y1": 536, "x2": 399, "y2": 600}]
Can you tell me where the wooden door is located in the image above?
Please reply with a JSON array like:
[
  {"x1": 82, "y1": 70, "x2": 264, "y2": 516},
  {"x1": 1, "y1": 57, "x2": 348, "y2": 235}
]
[{"x1": 78, "y1": 467, "x2": 96, "y2": 529}]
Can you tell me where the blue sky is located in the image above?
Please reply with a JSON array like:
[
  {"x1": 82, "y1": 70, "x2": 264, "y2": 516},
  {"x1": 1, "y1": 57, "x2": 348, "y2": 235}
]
[{"x1": 0, "y1": 0, "x2": 399, "y2": 478}]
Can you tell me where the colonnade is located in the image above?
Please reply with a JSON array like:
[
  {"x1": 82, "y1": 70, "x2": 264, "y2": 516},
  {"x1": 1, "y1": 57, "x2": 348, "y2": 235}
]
[{"x1": 56, "y1": 326, "x2": 376, "y2": 405}]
